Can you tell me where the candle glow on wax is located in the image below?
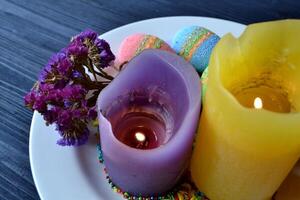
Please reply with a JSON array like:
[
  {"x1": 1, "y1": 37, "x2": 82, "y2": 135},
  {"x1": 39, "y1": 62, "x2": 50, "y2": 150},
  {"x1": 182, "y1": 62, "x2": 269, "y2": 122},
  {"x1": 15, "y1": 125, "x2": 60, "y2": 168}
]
[
  {"x1": 135, "y1": 132, "x2": 146, "y2": 142},
  {"x1": 232, "y1": 82, "x2": 292, "y2": 113},
  {"x1": 254, "y1": 97, "x2": 263, "y2": 109},
  {"x1": 104, "y1": 82, "x2": 174, "y2": 151}
]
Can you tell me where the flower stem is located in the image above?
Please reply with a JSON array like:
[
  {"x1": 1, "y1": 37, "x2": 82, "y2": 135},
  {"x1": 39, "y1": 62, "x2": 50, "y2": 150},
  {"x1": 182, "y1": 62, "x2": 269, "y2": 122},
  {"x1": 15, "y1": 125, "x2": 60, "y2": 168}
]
[{"x1": 86, "y1": 59, "x2": 98, "y2": 81}]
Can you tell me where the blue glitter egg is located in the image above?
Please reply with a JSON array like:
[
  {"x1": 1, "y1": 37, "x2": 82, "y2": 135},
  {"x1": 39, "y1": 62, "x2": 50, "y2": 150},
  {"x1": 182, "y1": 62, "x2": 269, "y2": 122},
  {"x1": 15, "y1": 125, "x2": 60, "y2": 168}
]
[{"x1": 172, "y1": 26, "x2": 220, "y2": 73}]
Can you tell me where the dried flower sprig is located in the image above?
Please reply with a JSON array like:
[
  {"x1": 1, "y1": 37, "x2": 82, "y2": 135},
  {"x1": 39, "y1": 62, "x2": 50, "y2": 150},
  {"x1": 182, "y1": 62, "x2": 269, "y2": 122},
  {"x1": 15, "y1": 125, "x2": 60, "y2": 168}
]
[{"x1": 25, "y1": 29, "x2": 115, "y2": 146}]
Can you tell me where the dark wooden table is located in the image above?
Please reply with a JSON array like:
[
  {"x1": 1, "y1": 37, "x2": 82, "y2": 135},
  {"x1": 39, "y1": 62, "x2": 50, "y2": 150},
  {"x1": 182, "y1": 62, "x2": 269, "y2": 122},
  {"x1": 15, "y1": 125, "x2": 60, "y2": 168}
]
[{"x1": 0, "y1": 0, "x2": 299, "y2": 199}]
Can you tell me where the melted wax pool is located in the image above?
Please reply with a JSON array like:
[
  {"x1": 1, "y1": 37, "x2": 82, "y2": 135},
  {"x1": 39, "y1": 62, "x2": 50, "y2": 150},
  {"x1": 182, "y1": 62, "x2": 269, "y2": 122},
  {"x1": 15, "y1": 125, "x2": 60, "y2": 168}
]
[{"x1": 104, "y1": 86, "x2": 175, "y2": 150}]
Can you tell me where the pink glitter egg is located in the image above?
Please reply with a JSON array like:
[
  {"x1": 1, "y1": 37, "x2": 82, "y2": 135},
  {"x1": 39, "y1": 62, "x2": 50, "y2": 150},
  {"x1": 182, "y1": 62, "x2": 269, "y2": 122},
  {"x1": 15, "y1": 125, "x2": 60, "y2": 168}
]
[{"x1": 116, "y1": 34, "x2": 174, "y2": 67}]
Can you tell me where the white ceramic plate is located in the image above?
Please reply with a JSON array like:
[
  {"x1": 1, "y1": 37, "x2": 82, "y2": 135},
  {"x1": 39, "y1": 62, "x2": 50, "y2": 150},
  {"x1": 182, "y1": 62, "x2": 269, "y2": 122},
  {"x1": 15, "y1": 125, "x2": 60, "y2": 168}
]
[{"x1": 29, "y1": 16, "x2": 245, "y2": 200}]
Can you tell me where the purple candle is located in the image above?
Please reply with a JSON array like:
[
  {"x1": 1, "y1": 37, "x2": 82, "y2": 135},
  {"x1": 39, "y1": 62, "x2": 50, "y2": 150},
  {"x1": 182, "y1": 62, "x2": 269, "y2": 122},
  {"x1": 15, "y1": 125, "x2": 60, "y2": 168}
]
[{"x1": 97, "y1": 49, "x2": 201, "y2": 196}]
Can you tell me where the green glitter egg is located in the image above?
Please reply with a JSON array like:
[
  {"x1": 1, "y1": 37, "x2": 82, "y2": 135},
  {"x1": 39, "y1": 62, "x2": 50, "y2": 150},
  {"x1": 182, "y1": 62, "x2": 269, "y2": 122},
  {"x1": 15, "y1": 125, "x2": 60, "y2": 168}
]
[{"x1": 201, "y1": 67, "x2": 208, "y2": 101}]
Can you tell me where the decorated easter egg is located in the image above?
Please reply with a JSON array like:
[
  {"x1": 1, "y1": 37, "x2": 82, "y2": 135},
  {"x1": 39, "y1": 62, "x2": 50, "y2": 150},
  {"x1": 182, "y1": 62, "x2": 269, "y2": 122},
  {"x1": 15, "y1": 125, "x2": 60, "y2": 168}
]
[
  {"x1": 116, "y1": 34, "x2": 173, "y2": 66},
  {"x1": 201, "y1": 66, "x2": 208, "y2": 101},
  {"x1": 172, "y1": 26, "x2": 220, "y2": 73}
]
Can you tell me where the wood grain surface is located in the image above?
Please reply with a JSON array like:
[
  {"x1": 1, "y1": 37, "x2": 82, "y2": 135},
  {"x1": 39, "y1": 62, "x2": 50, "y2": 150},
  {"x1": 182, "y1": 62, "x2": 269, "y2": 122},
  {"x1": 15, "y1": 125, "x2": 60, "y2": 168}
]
[{"x1": 0, "y1": 0, "x2": 299, "y2": 199}]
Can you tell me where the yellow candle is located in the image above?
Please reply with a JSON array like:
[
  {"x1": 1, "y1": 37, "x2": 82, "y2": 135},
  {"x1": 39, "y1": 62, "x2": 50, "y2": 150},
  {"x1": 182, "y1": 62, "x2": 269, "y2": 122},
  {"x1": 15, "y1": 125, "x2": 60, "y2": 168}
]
[
  {"x1": 275, "y1": 160, "x2": 300, "y2": 200},
  {"x1": 191, "y1": 20, "x2": 300, "y2": 200}
]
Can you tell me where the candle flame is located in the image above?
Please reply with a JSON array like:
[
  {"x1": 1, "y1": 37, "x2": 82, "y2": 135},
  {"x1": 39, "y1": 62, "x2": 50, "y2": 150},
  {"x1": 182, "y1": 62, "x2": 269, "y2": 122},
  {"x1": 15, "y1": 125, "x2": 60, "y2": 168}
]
[
  {"x1": 135, "y1": 132, "x2": 146, "y2": 142},
  {"x1": 254, "y1": 97, "x2": 263, "y2": 109}
]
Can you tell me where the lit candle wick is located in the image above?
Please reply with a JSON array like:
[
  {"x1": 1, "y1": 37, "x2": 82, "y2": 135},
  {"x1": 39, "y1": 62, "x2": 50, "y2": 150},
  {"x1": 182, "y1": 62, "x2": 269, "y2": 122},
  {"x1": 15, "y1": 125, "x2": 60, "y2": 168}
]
[
  {"x1": 254, "y1": 97, "x2": 263, "y2": 109},
  {"x1": 135, "y1": 132, "x2": 146, "y2": 142}
]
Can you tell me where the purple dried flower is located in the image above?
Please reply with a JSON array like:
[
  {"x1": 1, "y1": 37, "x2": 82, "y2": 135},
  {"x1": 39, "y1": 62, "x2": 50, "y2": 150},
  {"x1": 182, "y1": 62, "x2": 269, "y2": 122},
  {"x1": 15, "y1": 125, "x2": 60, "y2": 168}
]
[
  {"x1": 43, "y1": 106, "x2": 61, "y2": 124},
  {"x1": 39, "y1": 52, "x2": 72, "y2": 85},
  {"x1": 39, "y1": 63, "x2": 52, "y2": 83},
  {"x1": 71, "y1": 29, "x2": 115, "y2": 68},
  {"x1": 72, "y1": 70, "x2": 82, "y2": 78},
  {"x1": 24, "y1": 29, "x2": 115, "y2": 146},
  {"x1": 63, "y1": 100, "x2": 72, "y2": 108},
  {"x1": 57, "y1": 110, "x2": 72, "y2": 127},
  {"x1": 24, "y1": 90, "x2": 36, "y2": 109},
  {"x1": 62, "y1": 84, "x2": 87, "y2": 101},
  {"x1": 39, "y1": 83, "x2": 55, "y2": 93},
  {"x1": 56, "y1": 127, "x2": 89, "y2": 146},
  {"x1": 94, "y1": 38, "x2": 115, "y2": 68},
  {"x1": 57, "y1": 55, "x2": 72, "y2": 75},
  {"x1": 72, "y1": 108, "x2": 85, "y2": 118},
  {"x1": 87, "y1": 107, "x2": 97, "y2": 120},
  {"x1": 67, "y1": 42, "x2": 88, "y2": 61},
  {"x1": 32, "y1": 95, "x2": 47, "y2": 113},
  {"x1": 47, "y1": 89, "x2": 63, "y2": 103},
  {"x1": 73, "y1": 29, "x2": 98, "y2": 43}
]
